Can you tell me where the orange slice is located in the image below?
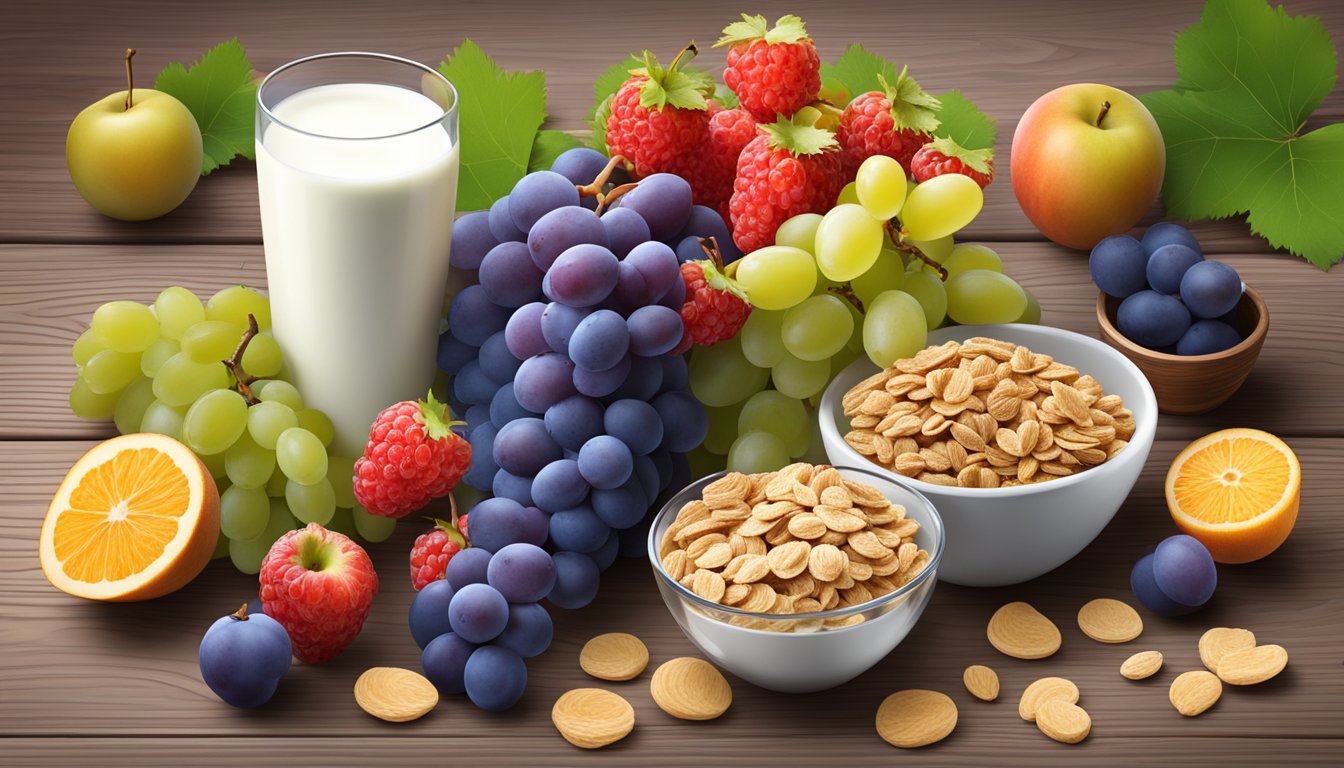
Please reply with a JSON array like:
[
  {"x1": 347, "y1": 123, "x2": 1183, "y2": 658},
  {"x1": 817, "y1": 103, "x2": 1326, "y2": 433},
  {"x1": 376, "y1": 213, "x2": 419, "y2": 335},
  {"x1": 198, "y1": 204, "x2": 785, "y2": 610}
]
[
  {"x1": 40, "y1": 433, "x2": 220, "y2": 601},
  {"x1": 1166, "y1": 428, "x2": 1300, "y2": 564}
]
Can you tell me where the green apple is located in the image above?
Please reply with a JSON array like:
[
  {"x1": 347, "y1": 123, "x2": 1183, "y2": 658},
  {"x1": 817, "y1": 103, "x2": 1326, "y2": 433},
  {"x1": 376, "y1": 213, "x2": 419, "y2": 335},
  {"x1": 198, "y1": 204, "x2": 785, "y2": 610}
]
[
  {"x1": 66, "y1": 49, "x2": 202, "y2": 221},
  {"x1": 1010, "y1": 84, "x2": 1165, "y2": 251}
]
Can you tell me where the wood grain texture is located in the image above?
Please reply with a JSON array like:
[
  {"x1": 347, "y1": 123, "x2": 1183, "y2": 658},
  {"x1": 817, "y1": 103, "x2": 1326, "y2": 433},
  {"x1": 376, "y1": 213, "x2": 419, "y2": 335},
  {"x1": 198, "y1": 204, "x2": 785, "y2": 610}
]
[
  {"x1": 0, "y1": 0, "x2": 1340, "y2": 246},
  {"x1": 3, "y1": 243, "x2": 1340, "y2": 440}
]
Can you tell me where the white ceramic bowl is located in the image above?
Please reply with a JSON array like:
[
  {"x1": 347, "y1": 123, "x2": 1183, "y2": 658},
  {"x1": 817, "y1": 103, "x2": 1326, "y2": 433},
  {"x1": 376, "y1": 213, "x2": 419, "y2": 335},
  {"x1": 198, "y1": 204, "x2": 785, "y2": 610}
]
[
  {"x1": 820, "y1": 324, "x2": 1157, "y2": 587},
  {"x1": 648, "y1": 466, "x2": 944, "y2": 693}
]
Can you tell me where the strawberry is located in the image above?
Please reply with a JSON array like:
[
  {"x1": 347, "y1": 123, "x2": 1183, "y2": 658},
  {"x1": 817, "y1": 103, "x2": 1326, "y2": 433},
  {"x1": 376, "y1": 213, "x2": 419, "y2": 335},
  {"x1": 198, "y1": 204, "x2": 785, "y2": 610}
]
[
  {"x1": 728, "y1": 114, "x2": 844, "y2": 253},
  {"x1": 671, "y1": 247, "x2": 751, "y2": 355},
  {"x1": 910, "y1": 136, "x2": 995, "y2": 189},
  {"x1": 836, "y1": 66, "x2": 942, "y2": 176},
  {"x1": 260, "y1": 523, "x2": 378, "y2": 664},
  {"x1": 353, "y1": 392, "x2": 471, "y2": 520},
  {"x1": 409, "y1": 515, "x2": 468, "y2": 591},
  {"x1": 715, "y1": 14, "x2": 821, "y2": 123}
]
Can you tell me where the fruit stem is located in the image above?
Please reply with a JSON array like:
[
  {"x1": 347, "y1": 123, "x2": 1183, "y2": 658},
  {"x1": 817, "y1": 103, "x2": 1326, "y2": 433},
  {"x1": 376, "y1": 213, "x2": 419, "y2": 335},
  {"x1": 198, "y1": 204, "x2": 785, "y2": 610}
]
[
  {"x1": 697, "y1": 236, "x2": 725, "y2": 272},
  {"x1": 576, "y1": 154, "x2": 627, "y2": 199},
  {"x1": 124, "y1": 49, "x2": 137, "y2": 110},
  {"x1": 668, "y1": 42, "x2": 699, "y2": 72},
  {"x1": 883, "y1": 221, "x2": 948, "y2": 281},
  {"x1": 828, "y1": 284, "x2": 866, "y2": 314},
  {"x1": 1096, "y1": 100, "x2": 1111, "y2": 127},
  {"x1": 448, "y1": 492, "x2": 468, "y2": 546},
  {"x1": 230, "y1": 603, "x2": 250, "y2": 622},
  {"x1": 222, "y1": 313, "x2": 262, "y2": 405},
  {"x1": 594, "y1": 181, "x2": 638, "y2": 215}
]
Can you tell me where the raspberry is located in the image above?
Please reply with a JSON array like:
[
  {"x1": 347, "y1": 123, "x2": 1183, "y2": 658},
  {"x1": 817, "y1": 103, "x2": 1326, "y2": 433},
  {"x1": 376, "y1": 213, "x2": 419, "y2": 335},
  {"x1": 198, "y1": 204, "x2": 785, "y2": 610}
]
[
  {"x1": 671, "y1": 256, "x2": 752, "y2": 355},
  {"x1": 353, "y1": 392, "x2": 471, "y2": 519},
  {"x1": 910, "y1": 137, "x2": 996, "y2": 189},
  {"x1": 716, "y1": 14, "x2": 821, "y2": 123},
  {"x1": 729, "y1": 117, "x2": 844, "y2": 253},
  {"x1": 836, "y1": 67, "x2": 941, "y2": 176},
  {"x1": 704, "y1": 108, "x2": 759, "y2": 220},
  {"x1": 409, "y1": 516, "x2": 468, "y2": 590},
  {"x1": 260, "y1": 523, "x2": 378, "y2": 664}
]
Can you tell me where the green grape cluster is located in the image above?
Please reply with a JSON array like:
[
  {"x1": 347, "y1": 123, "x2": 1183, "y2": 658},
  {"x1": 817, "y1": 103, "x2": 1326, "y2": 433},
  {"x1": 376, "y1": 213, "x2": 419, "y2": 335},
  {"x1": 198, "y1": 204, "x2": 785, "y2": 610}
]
[
  {"x1": 67, "y1": 285, "x2": 391, "y2": 574},
  {"x1": 692, "y1": 156, "x2": 1039, "y2": 476}
]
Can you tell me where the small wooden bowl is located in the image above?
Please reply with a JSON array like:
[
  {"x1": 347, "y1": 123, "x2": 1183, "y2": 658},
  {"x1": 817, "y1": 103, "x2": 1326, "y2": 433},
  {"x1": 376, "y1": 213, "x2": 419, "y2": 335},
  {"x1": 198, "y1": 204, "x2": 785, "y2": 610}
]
[{"x1": 1096, "y1": 286, "x2": 1268, "y2": 415}]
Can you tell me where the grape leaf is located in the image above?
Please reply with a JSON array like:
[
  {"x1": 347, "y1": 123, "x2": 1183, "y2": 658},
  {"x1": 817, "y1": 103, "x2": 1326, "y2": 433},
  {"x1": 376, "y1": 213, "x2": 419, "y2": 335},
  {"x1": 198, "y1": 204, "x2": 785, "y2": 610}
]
[
  {"x1": 528, "y1": 129, "x2": 582, "y2": 172},
  {"x1": 1139, "y1": 0, "x2": 1343, "y2": 269},
  {"x1": 154, "y1": 39, "x2": 256, "y2": 175},
  {"x1": 933, "y1": 90, "x2": 996, "y2": 151},
  {"x1": 439, "y1": 40, "x2": 547, "y2": 212},
  {"x1": 818, "y1": 43, "x2": 899, "y2": 104}
]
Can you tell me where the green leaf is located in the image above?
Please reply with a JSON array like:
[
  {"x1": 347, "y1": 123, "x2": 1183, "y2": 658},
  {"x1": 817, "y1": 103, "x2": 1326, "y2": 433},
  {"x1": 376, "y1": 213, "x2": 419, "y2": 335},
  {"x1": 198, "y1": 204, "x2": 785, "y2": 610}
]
[
  {"x1": 528, "y1": 129, "x2": 582, "y2": 172},
  {"x1": 713, "y1": 83, "x2": 740, "y2": 110},
  {"x1": 759, "y1": 114, "x2": 838, "y2": 156},
  {"x1": 715, "y1": 13, "x2": 810, "y2": 47},
  {"x1": 587, "y1": 94, "x2": 614, "y2": 152},
  {"x1": 1139, "y1": 0, "x2": 1343, "y2": 269},
  {"x1": 933, "y1": 90, "x2": 996, "y2": 152},
  {"x1": 439, "y1": 40, "x2": 547, "y2": 212},
  {"x1": 631, "y1": 49, "x2": 714, "y2": 111},
  {"x1": 926, "y1": 136, "x2": 993, "y2": 175},
  {"x1": 592, "y1": 54, "x2": 643, "y2": 107},
  {"x1": 154, "y1": 39, "x2": 257, "y2": 175},
  {"x1": 818, "y1": 44, "x2": 899, "y2": 104},
  {"x1": 879, "y1": 68, "x2": 940, "y2": 134}
]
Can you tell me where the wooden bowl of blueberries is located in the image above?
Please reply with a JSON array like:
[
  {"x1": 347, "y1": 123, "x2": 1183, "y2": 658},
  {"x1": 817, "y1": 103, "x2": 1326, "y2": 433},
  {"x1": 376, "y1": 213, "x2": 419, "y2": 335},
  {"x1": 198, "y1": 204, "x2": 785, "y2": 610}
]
[{"x1": 1092, "y1": 222, "x2": 1268, "y2": 415}]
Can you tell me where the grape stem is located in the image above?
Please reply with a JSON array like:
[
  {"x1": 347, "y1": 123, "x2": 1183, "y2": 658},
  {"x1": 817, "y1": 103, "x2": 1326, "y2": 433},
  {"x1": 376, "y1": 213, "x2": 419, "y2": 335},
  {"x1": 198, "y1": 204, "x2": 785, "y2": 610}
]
[
  {"x1": 222, "y1": 313, "x2": 262, "y2": 405},
  {"x1": 883, "y1": 220, "x2": 949, "y2": 281},
  {"x1": 594, "y1": 182, "x2": 637, "y2": 215},
  {"x1": 124, "y1": 49, "x2": 136, "y2": 110},
  {"x1": 697, "y1": 236, "x2": 725, "y2": 271},
  {"x1": 828, "y1": 283, "x2": 865, "y2": 314},
  {"x1": 230, "y1": 603, "x2": 250, "y2": 622},
  {"x1": 575, "y1": 153, "x2": 628, "y2": 199}
]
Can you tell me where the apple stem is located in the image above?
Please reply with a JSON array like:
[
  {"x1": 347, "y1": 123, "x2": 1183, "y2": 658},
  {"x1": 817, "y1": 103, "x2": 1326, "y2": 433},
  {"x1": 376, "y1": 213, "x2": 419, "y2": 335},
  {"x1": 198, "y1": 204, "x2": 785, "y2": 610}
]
[
  {"x1": 124, "y1": 48, "x2": 137, "y2": 111},
  {"x1": 230, "y1": 603, "x2": 250, "y2": 622},
  {"x1": 1096, "y1": 100, "x2": 1111, "y2": 127},
  {"x1": 222, "y1": 313, "x2": 262, "y2": 404}
]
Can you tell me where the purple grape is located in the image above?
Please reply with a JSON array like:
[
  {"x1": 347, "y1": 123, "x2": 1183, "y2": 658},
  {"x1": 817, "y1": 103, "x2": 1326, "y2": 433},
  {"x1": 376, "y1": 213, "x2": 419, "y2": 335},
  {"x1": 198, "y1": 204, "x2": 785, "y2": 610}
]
[
  {"x1": 487, "y1": 543, "x2": 558, "y2": 603},
  {"x1": 545, "y1": 244, "x2": 620, "y2": 307},
  {"x1": 531, "y1": 458, "x2": 590, "y2": 513},
  {"x1": 1131, "y1": 552, "x2": 1200, "y2": 617},
  {"x1": 648, "y1": 445, "x2": 673, "y2": 491},
  {"x1": 513, "y1": 352, "x2": 578, "y2": 412},
  {"x1": 618, "y1": 511, "x2": 655, "y2": 558},
  {"x1": 675, "y1": 235, "x2": 705, "y2": 264},
  {"x1": 659, "y1": 354, "x2": 689, "y2": 392},
  {"x1": 600, "y1": 206, "x2": 650, "y2": 258},
  {"x1": 437, "y1": 330, "x2": 477, "y2": 375},
  {"x1": 651, "y1": 390, "x2": 707, "y2": 452},
  {"x1": 409, "y1": 579, "x2": 456, "y2": 649},
  {"x1": 479, "y1": 241, "x2": 545, "y2": 308},
  {"x1": 489, "y1": 195, "x2": 526, "y2": 243},
  {"x1": 494, "y1": 602, "x2": 553, "y2": 658},
  {"x1": 422, "y1": 631, "x2": 476, "y2": 695},
  {"x1": 615, "y1": 173, "x2": 692, "y2": 241},
  {"x1": 591, "y1": 478, "x2": 647, "y2": 529},
  {"x1": 1146, "y1": 244, "x2": 1204, "y2": 295},
  {"x1": 577, "y1": 435, "x2": 634, "y2": 490},
  {"x1": 467, "y1": 497, "x2": 549, "y2": 552},
  {"x1": 198, "y1": 607, "x2": 292, "y2": 708},
  {"x1": 658, "y1": 270, "x2": 687, "y2": 309},
  {"x1": 627, "y1": 305, "x2": 684, "y2": 356},
  {"x1": 449, "y1": 284, "x2": 513, "y2": 347},
  {"x1": 604, "y1": 399, "x2": 664, "y2": 456},
  {"x1": 548, "y1": 551, "x2": 601, "y2": 610},
  {"x1": 449, "y1": 210, "x2": 497, "y2": 270},
  {"x1": 540, "y1": 302, "x2": 590, "y2": 355},
  {"x1": 569, "y1": 309, "x2": 630, "y2": 372},
  {"x1": 478, "y1": 331, "x2": 522, "y2": 385},
  {"x1": 1176, "y1": 320, "x2": 1242, "y2": 356},
  {"x1": 675, "y1": 204, "x2": 741, "y2": 263},
  {"x1": 591, "y1": 529, "x2": 622, "y2": 571},
  {"x1": 528, "y1": 205, "x2": 608, "y2": 271},
  {"x1": 548, "y1": 505, "x2": 610, "y2": 553},
  {"x1": 453, "y1": 360, "x2": 498, "y2": 406},
  {"x1": 1180, "y1": 260, "x2": 1242, "y2": 319},
  {"x1": 1089, "y1": 235, "x2": 1148, "y2": 298},
  {"x1": 462, "y1": 422, "x2": 499, "y2": 491},
  {"x1": 632, "y1": 454, "x2": 659, "y2": 504},
  {"x1": 504, "y1": 302, "x2": 549, "y2": 360},
  {"x1": 464, "y1": 404, "x2": 490, "y2": 436},
  {"x1": 1141, "y1": 221, "x2": 1202, "y2": 257},
  {"x1": 1117, "y1": 290, "x2": 1191, "y2": 349},
  {"x1": 624, "y1": 241, "x2": 682, "y2": 303},
  {"x1": 444, "y1": 547, "x2": 492, "y2": 590},
  {"x1": 489, "y1": 383, "x2": 534, "y2": 427},
  {"x1": 1152, "y1": 534, "x2": 1217, "y2": 607},
  {"x1": 464, "y1": 645, "x2": 527, "y2": 711},
  {"x1": 542, "y1": 395, "x2": 605, "y2": 452},
  {"x1": 609, "y1": 354, "x2": 663, "y2": 400},
  {"x1": 510, "y1": 171, "x2": 580, "y2": 232},
  {"x1": 606, "y1": 261, "x2": 651, "y2": 316},
  {"x1": 551, "y1": 147, "x2": 609, "y2": 190},
  {"x1": 492, "y1": 468, "x2": 535, "y2": 507},
  {"x1": 572, "y1": 354, "x2": 631, "y2": 398},
  {"x1": 448, "y1": 583, "x2": 510, "y2": 644}
]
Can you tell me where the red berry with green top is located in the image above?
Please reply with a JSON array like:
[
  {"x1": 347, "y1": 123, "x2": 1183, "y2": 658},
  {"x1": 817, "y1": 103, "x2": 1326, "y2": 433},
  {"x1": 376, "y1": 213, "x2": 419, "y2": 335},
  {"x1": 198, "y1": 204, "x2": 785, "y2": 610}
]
[
  {"x1": 716, "y1": 14, "x2": 820, "y2": 123},
  {"x1": 354, "y1": 393, "x2": 471, "y2": 520},
  {"x1": 910, "y1": 137, "x2": 995, "y2": 189},
  {"x1": 728, "y1": 115, "x2": 844, "y2": 253},
  {"x1": 836, "y1": 67, "x2": 942, "y2": 176},
  {"x1": 409, "y1": 517, "x2": 469, "y2": 590},
  {"x1": 672, "y1": 257, "x2": 752, "y2": 355}
]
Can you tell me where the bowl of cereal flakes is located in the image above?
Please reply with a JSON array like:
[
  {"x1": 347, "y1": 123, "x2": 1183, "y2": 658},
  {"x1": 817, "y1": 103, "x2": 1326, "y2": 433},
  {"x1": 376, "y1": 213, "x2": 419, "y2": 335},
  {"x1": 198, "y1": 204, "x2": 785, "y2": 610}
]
[
  {"x1": 820, "y1": 324, "x2": 1158, "y2": 587},
  {"x1": 648, "y1": 463, "x2": 944, "y2": 693}
]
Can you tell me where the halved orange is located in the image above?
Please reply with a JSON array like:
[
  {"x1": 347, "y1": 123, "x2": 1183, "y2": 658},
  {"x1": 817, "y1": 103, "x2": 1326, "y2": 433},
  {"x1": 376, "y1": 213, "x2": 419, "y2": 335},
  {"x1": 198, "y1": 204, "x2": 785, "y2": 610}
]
[
  {"x1": 1166, "y1": 428, "x2": 1300, "y2": 564},
  {"x1": 40, "y1": 433, "x2": 220, "y2": 601}
]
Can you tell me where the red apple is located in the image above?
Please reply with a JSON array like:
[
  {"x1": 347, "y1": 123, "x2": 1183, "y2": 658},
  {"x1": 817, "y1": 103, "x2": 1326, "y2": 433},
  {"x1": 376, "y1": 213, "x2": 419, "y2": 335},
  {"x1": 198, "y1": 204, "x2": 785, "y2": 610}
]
[{"x1": 1010, "y1": 84, "x2": 1164, "y2": 250}]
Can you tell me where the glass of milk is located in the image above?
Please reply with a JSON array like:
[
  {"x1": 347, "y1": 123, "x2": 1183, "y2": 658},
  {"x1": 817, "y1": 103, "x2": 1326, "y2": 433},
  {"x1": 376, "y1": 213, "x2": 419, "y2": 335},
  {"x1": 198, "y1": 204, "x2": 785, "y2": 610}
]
[{"x1": 256, "y1": 53, "x2": 459, "y2": 457}]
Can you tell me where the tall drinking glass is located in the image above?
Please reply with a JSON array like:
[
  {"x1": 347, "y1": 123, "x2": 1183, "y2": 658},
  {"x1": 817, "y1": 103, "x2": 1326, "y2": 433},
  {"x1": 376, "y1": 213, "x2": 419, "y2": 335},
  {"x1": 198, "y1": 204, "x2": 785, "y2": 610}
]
[{"x1": 256, "y1": 53, "x2": 459, "y2": 457}]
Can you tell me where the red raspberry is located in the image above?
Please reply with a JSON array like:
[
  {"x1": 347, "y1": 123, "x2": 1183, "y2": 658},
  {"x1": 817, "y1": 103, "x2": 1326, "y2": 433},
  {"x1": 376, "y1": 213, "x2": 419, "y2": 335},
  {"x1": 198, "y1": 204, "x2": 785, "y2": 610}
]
[
  {"x1": 836, "y1": 67, "x2": 942, "y2": 176},
  {"x1": 354, "y1": 392, "x2": 471, "y2": 519},
  {"x1": 716, "y1": 14, "x2": 820, "y2": 123},
  {"x1": 671, "y1": 255, "x2": 751, "y2": 355},
  {"x1": 409, "y1": 516, "x2": 468, "y2": 590},
  {"x1": 910, "y1": 137, "x2": 996, "y2": 189},
  {"x1": 700, "y1": 107, "x2": 760, "y2": 221},
  {"x1": 729, "y1": 117, "x2": 844, "y2": 253},
  {"x1": 260, "y1": 523, "x2": 378, "y2": 664}
]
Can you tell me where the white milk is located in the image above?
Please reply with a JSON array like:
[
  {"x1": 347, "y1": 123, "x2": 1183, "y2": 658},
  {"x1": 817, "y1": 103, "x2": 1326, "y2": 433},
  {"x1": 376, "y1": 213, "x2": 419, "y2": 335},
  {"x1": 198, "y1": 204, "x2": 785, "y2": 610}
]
[{"x1": 257, "y1": 83, "x2": 459, "y2": 457}]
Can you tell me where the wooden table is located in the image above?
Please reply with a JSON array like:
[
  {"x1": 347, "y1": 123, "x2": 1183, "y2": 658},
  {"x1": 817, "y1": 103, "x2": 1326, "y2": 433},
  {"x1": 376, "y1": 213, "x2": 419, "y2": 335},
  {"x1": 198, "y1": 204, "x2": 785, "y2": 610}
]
[{"x1": 2, "y1": 1, "x2": 1341, "y2": 765}]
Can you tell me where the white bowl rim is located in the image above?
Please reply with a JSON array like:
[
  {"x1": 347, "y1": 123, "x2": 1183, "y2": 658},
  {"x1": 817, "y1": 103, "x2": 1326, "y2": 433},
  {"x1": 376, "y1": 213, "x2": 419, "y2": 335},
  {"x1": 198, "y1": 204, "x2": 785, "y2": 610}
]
[
  {"x1": 647, "y1": 465, "x2": 945, "y2": 622},
  {"x1": 819, "y1": 323, "x2": 1159, "y2": 500}
]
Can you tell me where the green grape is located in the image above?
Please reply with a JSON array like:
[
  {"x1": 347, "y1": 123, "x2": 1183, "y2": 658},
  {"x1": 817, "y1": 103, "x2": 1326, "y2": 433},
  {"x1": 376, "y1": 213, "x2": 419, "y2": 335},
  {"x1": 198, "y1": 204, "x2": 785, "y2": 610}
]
[
  {"x1": 688, "y1": 336, "x2": 771, "y2": 407},
  {"x1": 220, "y1": 484, "x2": 270, "y2": 540},
  {"x1": 836, "y1": 181, "x2": 860, "y2": 206},
  {"x1": 855, "y1": 154, "x2": 907, "y2": 220},
  {"x1": 727, "y1": 430, "x2": 791, "y2": 474},
  {"x1": 946, "y1": 269, "x2": 1028, "y2": 326},
  {"x1": 738, "y1": 391, "x2": 810, "y2": 458},
  {"x1": 265, "y1": 463, "x2": 289, "y2": 497},
  {"x1": 91, "y1": 301, "x2": 159, "y2": 353},
  {"x1": 258, "y1": 380, "x2": 304, "y2": 411},
  {"x1": 903, "y1": 270, "x2": 948, "y2": 328},
  {"x1": 907, "y1": 234, "x2": 954, "y2": 264},
  {"x1": 863, "y1": 290, "x2": 929, "y2": 368},
  {"x1": 182, "y1": 389, "x2": 249, "y2": 456},
  {"x1": 771, "y1": 353, "x2": 830, "y2": 400},
  {"x1": 247, "y1": 400, "x2": 298, "y2": 449},
  {"x1": 687, "y1": 446, "x2": 728, "y2": 480},
  {"x1": 703, "y1": 401, "x2": 745, "y2": 455},
  {"x1": 206, "y1": 285, "x2": 272, "y2": 330},
  {"x1": 781, "y1": 294, "x2": 853, "y2": 362},
  {"x1": 153, "y1": 352, "x2": 230, "y2": 407},
  {"x1": 276, "y1": 427, "x2": 328, "y2": 486},
  {"x1": 326, "y1": 455, "x2": 356, "y2": 507},
  {"x1": 212, "y1": 529, "x2": 231, "y2": 559},
  {"x1": 734, "y1": 245, "x2": 817, "y2": 310},
  {"x1": 226, "y1": 432, "x2": 276, "y2": 489},
  {"x1": 199, "y1": 447, "x2": 229, "y2": 480},
  {"x1": 843, "y1": 302, "x2": 866, "y2": 354},
  {"x1": 155, "y1": 286, "x2": 205, "y2": 340},
  {"x1": 84, "y1": 349, "x2": 142, "y2": 394},
  {"x1": 140, "y1": 337, "x2": 180, "y2": 378},
  {"x1": 850, "y1": 247, "x2": 905, "y2": 307},
  {"x1": 326, "y1": 506, "x2": 357, "y2": 537},
  {"x1": 815, "y1": 204, "x2": 883, "y2": 282},
  {"x1": 287, "y1": 478, "x2": 336, "y2": 525},
  {"x1": 113, "y1": 377, "x2": 156, "y2": 435},
  {"x1": 229, "y1": 499, "x2": 297, "y2": 575},
  {"x1": 740, "y1": 309, "x2": 787, "y2": 368},
  {"x1": 773, "y1": 213, "x2": 822, "y2": 255},
  {"x1": 69, "y1": 376, "x2": 119, "y2": 420},
  {"x1": 352, "y1": 503, "x2": 396, "y2": 543},
  {"x1": 241, "y1": 331, "x2": 284, "y2": 378},
  {"x1": 140, "y1": 400, "x2": 187, "y2": 439},
  {"x1": 1017, "y1": 287, "x2": 1042, "y2": 325},
  {"x1": 72, "y1": 329, "x2": 105, "y2": 368},
  {"x1": 944, "y1": 244, "x2": 1003, "y2": 278},
  {"x1": 901, "y1": 173, "x2": 984, "y2": 241},
  {"x1": 180, "y1": 320, "x2": 244, "y2": 364},
  {"x1": 296, "y1": 408, "x2": 334, "y2": 447}
]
